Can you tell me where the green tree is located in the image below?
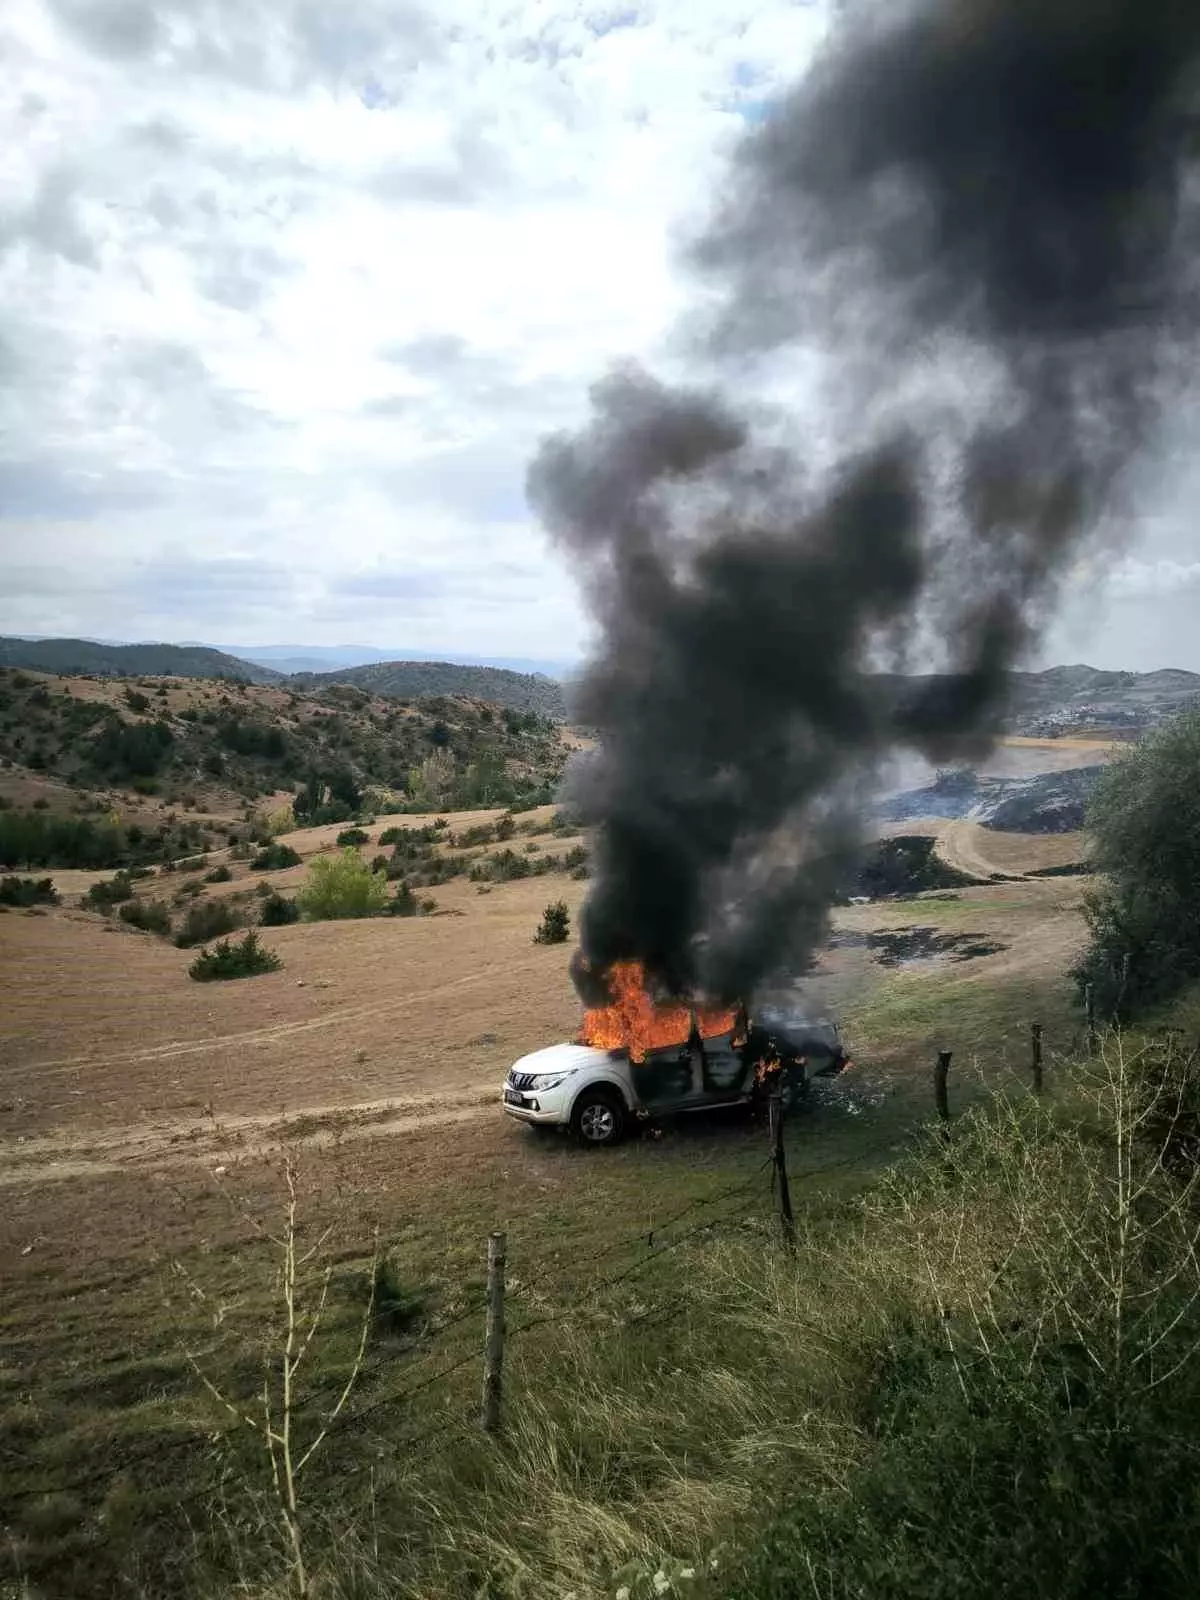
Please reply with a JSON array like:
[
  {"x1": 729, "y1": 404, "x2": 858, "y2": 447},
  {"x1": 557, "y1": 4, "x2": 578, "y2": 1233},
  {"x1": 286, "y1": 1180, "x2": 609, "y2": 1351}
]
[
  {"x1": 533, "y1": 900, "x2": 571, "y2": 945},
  {"x1": 297, "y1": 849, "x2": 389, "y2": 921},
  {"x1": 1074, "y1": 708, "x2": 1200, "y2": 1020}
]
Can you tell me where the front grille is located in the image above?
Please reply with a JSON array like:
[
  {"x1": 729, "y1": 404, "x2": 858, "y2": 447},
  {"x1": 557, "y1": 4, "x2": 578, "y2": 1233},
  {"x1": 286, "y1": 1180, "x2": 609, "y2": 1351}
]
[{"x1": 510, "y1": 1071, "x2": 539, "y2": 1091}]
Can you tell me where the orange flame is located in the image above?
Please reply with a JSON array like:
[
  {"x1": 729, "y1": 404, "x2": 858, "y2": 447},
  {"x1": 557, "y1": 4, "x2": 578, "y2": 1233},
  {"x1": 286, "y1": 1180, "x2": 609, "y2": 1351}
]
[{"x1": 576, "y1": 959, "x2": 741, "y2": 1065}]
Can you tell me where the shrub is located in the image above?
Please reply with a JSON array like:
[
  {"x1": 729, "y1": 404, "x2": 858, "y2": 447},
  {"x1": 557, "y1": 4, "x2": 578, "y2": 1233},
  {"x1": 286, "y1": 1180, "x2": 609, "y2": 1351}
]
[
  {"x1": 119, "y1": 898, "x2": 173, "y2": 936},
  {"x1": 494, "y1": 814, "x2": 516, "y2": 841},
  {"x1": 124, "y1": 689, "x2": 151, "y2": 713},
  {"x1": 448, "y1": 822, "x2": 496, "y2": 848},
  {"x1": 0, "y1": 876, "x2": 58, "y2": 908},
  {"x1": 204, "y1": 864, "x2": 233, "y2": 883},
  {"x1": 388, "y1": 880, "x2": 418, "y2": 917},
  {"x1": 1074, "y1": 707, "x2": 1200, "y2": 1021},
  {"x1": 369, "y1": 1257, "x2": 425, "y2": 1340},
  {"x1": 297, "y1": 849, "x2": 389, "y2": 920},
  {"x1": 83, "y1": 872, "x2": 135, "y2": 910},
  {"x1": 336, "y1": 827, "x2": 370, "y2": 847},
  {"x1": 174, "y1": 899, "x2": 241, "y2": 948},
  {"x1": 176, "y1": 856, "x2": 208, "y2": 873},
  {"x1": 259, "y1": 892, "x2": 300, "y2": 927},
  {"x1": 563, "y1": 845, "x2": 589, "y2": 871},
  {"x1": 533, "y1": 900, "x2": 571, "y2": 945},
  {"x1": 189, "y1": 931, "x2": 282, "y2": 982},
  {"x1": 251, "y1": 842, "x2": 302, "y2": 871},
  {"x1": 470, "y1": 847, "x2": 532, "y2": 884},
  {"x1": 0, "y1": 809, "x2": 126, "y2": 870}
]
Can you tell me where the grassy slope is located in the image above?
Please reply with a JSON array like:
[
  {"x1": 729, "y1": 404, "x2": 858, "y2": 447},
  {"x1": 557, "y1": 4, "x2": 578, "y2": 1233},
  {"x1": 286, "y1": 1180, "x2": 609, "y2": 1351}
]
[{"x1": 0, "y1": 868, "x2": 1088, "y2": 1597}]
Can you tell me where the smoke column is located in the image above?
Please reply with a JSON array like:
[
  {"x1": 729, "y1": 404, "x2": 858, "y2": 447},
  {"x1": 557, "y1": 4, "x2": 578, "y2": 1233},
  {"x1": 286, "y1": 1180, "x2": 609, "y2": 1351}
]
[{"x1": 527, "y1": 0, "x2": 1200, "y2": 1005}]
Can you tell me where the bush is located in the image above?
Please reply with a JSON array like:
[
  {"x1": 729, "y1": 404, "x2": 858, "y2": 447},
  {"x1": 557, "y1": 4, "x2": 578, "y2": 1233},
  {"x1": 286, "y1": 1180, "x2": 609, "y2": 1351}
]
[
  {"x1": 533, "y1": 900, "x2": 571, "y2": 945},
  {"x1": 297, "y1": 849, "x2": 389, "y2": 920},
  {"x1": 728, "y1": 1075, "x2": 1200, "y2": 1600},
  {"x1": 83, "y1": 872, "x2": 135, "y2": 910},
  {"x1": 469, "y1": 847, "x2": 532, "y2": 884},
  {"x1": 0, "y1": 809, "x2": 127, "y2": 870},
  {"x1": 563, "y1": 845, "x2": 589, "y2": 872},
  {"x1": 174, "y1": 899, "x2": 241, "y2": 948},
  {"x1": 251, "y1": 842, "x2": 302, "y2": 871},
  {"x1": 369, "y1": 1257, "x2": 425, "y2": 1340},
  {"x1": 336, "y1": 827, "x2": 370, "y2": 847},
  {"x1": 204, "y1": 864, "x2": 233, "y2": 883},
  {"x1": 119, "y1": 899, "x2": 173, "y2": 936},
  {"x1": 1074, "y1": 708, "x2": 1200, "y2": 1021},
  {"x1": 388, "y1": 880, "x2": 418, "y2": 917},
  {"x1": 0, "y1": 875, "x2": 58, "y2": 908},
  {"x1": 259, "y1": 892, "x2": 300, "y2": 927},
  {"x1": 189, "y1": 931, "x2": 282, "y2": 982}
]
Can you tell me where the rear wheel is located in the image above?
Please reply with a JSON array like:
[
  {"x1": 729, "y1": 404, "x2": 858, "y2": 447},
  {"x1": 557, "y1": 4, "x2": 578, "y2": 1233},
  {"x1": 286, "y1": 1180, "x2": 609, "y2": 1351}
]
[{"x1": 570, "y1": 1088, "x2": 626, "y2": 1148}]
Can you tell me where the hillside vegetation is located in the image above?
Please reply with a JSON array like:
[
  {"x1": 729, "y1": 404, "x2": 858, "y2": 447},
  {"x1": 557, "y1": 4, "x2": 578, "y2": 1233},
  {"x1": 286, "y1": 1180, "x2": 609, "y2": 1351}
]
[
  {"x1": 0, "y1": 636, "x2": 280, "y2": 683},
  {"x1": 291, "y1": 659, "x2": 570, "y2": 720},
  {"x1": 0, "y1": 668, "x2": 568, "y2": 820}
]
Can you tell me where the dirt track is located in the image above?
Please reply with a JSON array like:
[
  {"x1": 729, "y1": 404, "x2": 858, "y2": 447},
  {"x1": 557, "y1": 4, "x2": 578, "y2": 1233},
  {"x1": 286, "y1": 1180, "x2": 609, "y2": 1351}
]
[{"x1": 0, "y1": 870, "x2": 588, "y2": 1159}]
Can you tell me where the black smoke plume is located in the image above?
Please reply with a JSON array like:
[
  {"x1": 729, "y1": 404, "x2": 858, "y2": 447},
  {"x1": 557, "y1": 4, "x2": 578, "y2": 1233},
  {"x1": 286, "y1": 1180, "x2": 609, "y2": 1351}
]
[{"x1": 528, "y1": 0, "x2": 1200, "y2": 1005}]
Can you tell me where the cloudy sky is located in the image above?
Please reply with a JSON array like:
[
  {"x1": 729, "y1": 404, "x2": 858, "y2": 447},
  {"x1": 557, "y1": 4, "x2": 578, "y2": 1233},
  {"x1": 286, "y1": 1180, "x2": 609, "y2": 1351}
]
[{"x1": 1, "y1": 0, "x2": 1196, "y2": 670}]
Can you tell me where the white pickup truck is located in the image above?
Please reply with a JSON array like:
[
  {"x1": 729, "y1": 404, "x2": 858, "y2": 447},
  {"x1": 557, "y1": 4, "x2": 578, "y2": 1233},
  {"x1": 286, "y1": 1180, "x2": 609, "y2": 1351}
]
[{"x1": 502, "y1": 1008, "x2": 850, "y2": 1146}]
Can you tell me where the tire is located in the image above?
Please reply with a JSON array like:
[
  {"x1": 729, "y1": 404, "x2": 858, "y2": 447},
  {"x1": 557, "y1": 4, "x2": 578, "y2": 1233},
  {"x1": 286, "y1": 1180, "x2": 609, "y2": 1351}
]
[{"x1": 570, "y1": 1088, "x2": 627, "y2": 1148}]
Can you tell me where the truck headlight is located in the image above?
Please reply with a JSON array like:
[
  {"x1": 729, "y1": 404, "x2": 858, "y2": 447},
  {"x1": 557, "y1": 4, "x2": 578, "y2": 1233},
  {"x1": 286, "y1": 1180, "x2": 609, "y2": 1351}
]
[{"x1": 529, "y1": 1072, "x2": 569, "y2": 1091}]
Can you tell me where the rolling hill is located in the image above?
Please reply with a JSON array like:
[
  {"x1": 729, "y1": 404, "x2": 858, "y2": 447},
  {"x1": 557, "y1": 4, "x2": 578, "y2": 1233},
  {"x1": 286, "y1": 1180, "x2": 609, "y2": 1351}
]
[
  {"x1": 1005, "y1": 664, "x2": 1200, "y2": 733},
  {"x1": 289, "y1": 659, "x2": 570, "y2": 720},
  {"x1": 0, "y1": 669, "x2": 568, "y2": 820},
  {"x1": 0, "y1": 637, "x2": 280, "y2": 684}
]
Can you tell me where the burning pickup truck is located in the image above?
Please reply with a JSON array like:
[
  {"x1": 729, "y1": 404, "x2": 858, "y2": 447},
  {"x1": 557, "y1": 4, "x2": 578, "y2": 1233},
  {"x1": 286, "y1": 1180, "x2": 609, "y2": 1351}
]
[{"x1": 502, "y1": 960, "x2": 851, "y2": 1146}]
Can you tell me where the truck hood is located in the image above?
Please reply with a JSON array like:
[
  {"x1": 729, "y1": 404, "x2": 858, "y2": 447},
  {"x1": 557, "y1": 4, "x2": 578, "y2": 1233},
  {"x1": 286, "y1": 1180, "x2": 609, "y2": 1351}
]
[{"x1": 508, "y1": 1043, "x2": 614, "y2": 1079}]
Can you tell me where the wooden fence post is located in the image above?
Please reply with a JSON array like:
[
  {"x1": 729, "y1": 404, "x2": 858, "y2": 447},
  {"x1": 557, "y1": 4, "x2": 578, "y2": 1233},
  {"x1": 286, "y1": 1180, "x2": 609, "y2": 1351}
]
[
  {"x1": 1085, "y1": 983, "x2": 1097, "y2": 1056},
  {"x1": 1031, "y1": 1022, "x2": 1044, "y2": 1096},
  {"x1": 768, "y1": 1091, "x2": 796, "y2": 1252},
  {"x1": 934, "y1": 1050, "x2": 952, "y2": 1128},
  {"x1": 481, "y1": 1231, "x2": 506, "y2": 1434}
]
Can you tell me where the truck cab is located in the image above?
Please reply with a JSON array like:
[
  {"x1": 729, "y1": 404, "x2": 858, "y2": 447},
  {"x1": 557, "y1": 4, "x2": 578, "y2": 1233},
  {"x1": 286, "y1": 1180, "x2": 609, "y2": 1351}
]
[{"x1": 502, "y1": 1011, "x2": 850, "y2": 1146}]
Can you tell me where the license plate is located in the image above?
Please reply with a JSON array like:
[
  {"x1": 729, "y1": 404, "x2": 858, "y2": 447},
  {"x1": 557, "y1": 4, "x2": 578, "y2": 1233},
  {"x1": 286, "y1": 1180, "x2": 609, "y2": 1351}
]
[{"x1": 503, "y1": 1089, "x2": 524, "y2": 1106}]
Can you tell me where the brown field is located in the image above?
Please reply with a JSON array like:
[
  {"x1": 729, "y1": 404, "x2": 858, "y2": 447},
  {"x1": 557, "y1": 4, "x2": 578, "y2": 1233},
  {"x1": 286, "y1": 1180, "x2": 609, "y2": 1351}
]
[
  {"x1": 0, "y1": 798, "x2": 1100, "y2": 1598},
  {"x1": 1, "y1": 817, "x2": 1090, "y2": 1260}
]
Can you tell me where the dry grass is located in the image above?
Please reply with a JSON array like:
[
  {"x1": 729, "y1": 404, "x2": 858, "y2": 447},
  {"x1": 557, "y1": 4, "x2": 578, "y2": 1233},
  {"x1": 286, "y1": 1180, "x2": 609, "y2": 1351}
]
[{"x1": 1, "y1": 803, "x2": 1101, "y2": 1598}]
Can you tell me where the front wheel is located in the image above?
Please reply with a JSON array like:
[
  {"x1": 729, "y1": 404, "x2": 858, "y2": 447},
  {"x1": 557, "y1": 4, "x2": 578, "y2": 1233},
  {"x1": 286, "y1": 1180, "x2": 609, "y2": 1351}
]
[{"x1": 570, "y1": 1088, "x2": 627, "y2": 1148}]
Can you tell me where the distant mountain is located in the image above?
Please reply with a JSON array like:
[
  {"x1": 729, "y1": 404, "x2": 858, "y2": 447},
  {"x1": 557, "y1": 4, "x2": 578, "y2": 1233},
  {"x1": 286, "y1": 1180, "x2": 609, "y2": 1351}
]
[
  {"x1": 290, "y1": 659, "x2": 570, "y2": 720},
  {"x1": 225, "y1": 644, "x2": 578, "y2": 679},
  {"x1": 0, "y1": 637, "x2": 281, "y2": 684}
]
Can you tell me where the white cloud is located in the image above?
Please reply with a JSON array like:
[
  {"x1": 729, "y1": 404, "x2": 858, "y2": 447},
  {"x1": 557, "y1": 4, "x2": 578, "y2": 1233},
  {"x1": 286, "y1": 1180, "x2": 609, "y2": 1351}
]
[{"x1": 0, "y1": 0, "x2": 832, "y2": 657}]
